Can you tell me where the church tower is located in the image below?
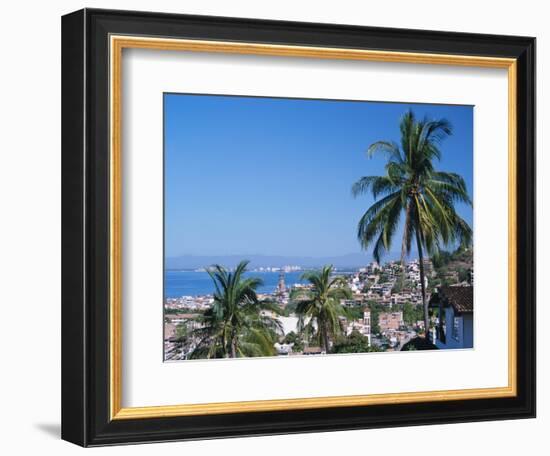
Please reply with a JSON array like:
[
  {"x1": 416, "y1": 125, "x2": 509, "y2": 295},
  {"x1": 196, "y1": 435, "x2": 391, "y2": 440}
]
[{"x1": 277, "y1": 270, "x2": 286, "y2": 294}]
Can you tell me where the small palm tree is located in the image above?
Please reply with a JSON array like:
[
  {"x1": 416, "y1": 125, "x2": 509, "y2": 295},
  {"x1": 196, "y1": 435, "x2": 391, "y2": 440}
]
[
  {"x1": 294, "y1": 265, "x2": 352, "y2": 353},
  {"x1": 352, "y1": 110, "x2": 472, "y2": 337},
  {"x1": 190, "y1": 260, "x2": 282, "y2": 359}
]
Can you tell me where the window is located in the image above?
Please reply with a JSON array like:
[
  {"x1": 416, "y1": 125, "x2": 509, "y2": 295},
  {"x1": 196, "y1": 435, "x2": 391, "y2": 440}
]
[{"x1": 452, "y1": 317, "x2": 460, "y2": 341}]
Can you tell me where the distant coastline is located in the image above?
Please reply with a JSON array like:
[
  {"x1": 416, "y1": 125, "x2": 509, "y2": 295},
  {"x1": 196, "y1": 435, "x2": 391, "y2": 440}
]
[
  {"x1": 165, "y1": 252, "x2": 409, "y2": 270},
  {"x1": 165, "y1": 270, "x2": 307, "y2": 298}
]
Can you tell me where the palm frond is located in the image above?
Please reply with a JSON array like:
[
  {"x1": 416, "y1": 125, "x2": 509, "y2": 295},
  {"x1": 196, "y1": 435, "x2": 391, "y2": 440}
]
[{"x1": 367, "y1": 140, "x2": 404, "y2": 164}]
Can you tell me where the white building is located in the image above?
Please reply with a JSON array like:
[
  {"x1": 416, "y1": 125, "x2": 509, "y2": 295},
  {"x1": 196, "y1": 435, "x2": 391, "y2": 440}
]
[
  {"x1": 274, "y1": 342, "x2": 293, "y2": 355},
  {"x1": 345, "y1": 309, "x2": 371, "y2": 345},
  {"x1": 277, "y1": 315, "x2": 300, "y2": 335},
  {"x1": 363, "y1": 309, "x2": 371, "y2": 345}
]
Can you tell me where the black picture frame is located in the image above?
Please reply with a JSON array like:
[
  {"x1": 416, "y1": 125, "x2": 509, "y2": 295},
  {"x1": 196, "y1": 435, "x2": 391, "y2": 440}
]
[{"x1": 62, "y1": 8, "x2": 536, "y2": 447}]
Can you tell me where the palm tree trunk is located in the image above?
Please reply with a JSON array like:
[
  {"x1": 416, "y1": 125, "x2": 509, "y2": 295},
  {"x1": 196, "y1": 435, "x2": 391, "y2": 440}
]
[
  {"x1": 222, "y1": 329, "x2": 230, "y2": 358},
  {"x1": 230, "y1": 329, "x2": 237, "y2": 358},
  {"x1": 323, "y1": 324, "x2": 330, "y2": 354},
  {"x1": 415, "y1": 230, "x2": 430, "y2": 339},
  {"x1": 400, "y1": 203, "x2": 412, "y2": 290}
]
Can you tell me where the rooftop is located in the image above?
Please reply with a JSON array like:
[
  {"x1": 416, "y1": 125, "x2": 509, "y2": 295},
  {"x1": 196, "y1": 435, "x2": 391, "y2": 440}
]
[
  {"x1": 166, "y1": 313, "x2": 199, "y2": 320},
  {"x1": 303, "y1": 346, "x2": 323, "y2": 354},
  {"x1": 429, "y1": 286, "x2": 473, "y2": 314}
]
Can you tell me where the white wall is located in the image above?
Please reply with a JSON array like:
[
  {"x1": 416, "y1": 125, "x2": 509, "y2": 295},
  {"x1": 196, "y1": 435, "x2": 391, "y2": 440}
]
[{"x1": 0, "y1": 1, "x2": 546, "y2": 455}]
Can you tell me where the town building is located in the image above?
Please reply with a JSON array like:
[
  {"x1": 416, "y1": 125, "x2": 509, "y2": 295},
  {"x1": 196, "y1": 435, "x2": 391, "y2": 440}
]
[
  {"x1": 344, "y1": 308, "x2": 372, "y2": 345},
  {"x1": 422, "y1": 258, "x2": 434, "y2": 276},
  {"x1": 379, "y1": 311, "x2": 404, "y2": 332},
  {"x1": 274, "y1": 342, "x2": 293, "y2": 355},
  {"x1": 429, "y1": 286, "x2": 473, "y2": 349}
]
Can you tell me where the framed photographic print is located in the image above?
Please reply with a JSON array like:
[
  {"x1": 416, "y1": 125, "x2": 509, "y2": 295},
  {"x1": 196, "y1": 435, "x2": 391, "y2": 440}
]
[{"x1": 61, "y1": 8, "x2": 536, "y2": 447}]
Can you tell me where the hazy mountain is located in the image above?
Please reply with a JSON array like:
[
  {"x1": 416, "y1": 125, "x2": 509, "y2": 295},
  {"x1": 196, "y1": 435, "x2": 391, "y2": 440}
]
[{"x1": 165, "y1": 252, "x2": 403, "y2": 270}]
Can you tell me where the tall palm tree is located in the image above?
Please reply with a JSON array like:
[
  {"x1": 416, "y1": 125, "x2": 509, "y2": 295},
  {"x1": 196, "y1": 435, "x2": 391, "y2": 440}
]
[
  {"x1": 190, "y1": 260, "x2": 282, "y2": 359},
  {"x1": 352, "y1": 110, "x2": 472, "y2": 338},
  {"x1": 294, "y1": 265, "x2": 352, "y2": 353}
]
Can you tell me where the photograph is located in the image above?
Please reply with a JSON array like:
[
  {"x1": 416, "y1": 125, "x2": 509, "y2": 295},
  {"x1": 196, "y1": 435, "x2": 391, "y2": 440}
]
[
  {"x1": 57, "y1": 6, "x2": 536, "y2": 448},
  {"x1": 163, "y1": 94, "x2": 474, "y2": 361}
]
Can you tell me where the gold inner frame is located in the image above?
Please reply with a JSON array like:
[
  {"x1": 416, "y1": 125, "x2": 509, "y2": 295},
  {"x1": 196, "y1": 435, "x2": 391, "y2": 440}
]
[{"x1": 109, "y1": 35, "x2": 518, "y2": 420}]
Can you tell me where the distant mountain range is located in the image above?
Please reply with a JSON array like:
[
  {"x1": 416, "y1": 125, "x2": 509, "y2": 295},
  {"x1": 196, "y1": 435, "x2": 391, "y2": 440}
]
[{"x1": 165, "y1": 252, "x2": 403, "y2": 270}]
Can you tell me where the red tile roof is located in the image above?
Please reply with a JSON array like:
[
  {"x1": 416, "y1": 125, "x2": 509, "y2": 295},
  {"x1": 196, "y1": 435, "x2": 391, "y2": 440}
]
[{"x1": 429, "y1": 286, "x2": 473, "y2": 314}]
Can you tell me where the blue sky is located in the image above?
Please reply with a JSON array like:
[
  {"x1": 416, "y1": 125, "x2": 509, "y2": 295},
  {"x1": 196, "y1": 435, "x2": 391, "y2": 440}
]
[{"x1": 164, "y1": 94, "x2": 473, "y2": 259}]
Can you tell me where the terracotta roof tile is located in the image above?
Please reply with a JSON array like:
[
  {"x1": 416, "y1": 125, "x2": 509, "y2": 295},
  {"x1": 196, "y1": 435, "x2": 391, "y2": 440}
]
[{"x1": 429, "y1": 286, "x2": 473, "y2": 314}]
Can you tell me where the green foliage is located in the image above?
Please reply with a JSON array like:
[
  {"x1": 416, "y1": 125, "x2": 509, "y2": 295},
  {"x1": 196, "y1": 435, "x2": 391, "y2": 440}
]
[
  {"x1": 293, "y1": 265, "x2": 352, "y2": 353},
  {"x1": 400, "y1": 302, "x2": 424, "y2": 325},
  {"x1": 164, "y1": 307, "x2": 202, "y2": 315},
  {"x1": 371, "y1": 310, "x2": 381, "y2": 334},
  {"x1": 332, "y1": 330, "x2": 381, "y2": 354},
  {"x1": 188, "y1": 260, "x2": 283, "y2": 359},
  {"x1": 352, "y1": 111, "x2": 472, "y2": 264},
  {"x1": 432, "y1": 247, "x2": 473, "y2": 284},
  {"x1": 457, "y1": 267, "x2": 470, "y2": 283},
  {"x1": 175, "y1": 323, "x2": 189, "y2": 340},
  {"x1": 283, "y1": 331, "x2": 304, "y2": 352},
  {"x1": 378, "y1": 273, "x2": 389, "y2": 283},
  {"x1": 289, "y1": 288, "x2": 304, "y2": 301},
  {"x1": 344, "y1": 306, "x2": 364, "y2": 321},
  {"x1": 432, "y1": 250, "x2": 453, "y2": 269},
  {"x1": 391, "y1": 280, "x2": 402, "y2": 294},
  {"x1": 363, "y1": 301, "x2": 385, "y2": 335},
  {"x1": 452, "y1": 245, "x2": 473, "y2": 260},
  {"x1": 281, "y1": 299, "x2": 299, "y2": 316},
  {"x1": 352, "y1": 110, "x2": 473, "y2": 333}
]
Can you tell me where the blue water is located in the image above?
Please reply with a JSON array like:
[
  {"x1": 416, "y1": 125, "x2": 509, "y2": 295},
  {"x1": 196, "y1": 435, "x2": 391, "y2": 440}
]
[{"x1": 165, "y1": 270, "x2": 308, "y2": 298}]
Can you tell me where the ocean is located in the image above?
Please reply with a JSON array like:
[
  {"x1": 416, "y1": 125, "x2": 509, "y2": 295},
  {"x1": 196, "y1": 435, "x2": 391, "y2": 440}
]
[{"x1": 164, "y1": 270, "x2": 308, "y2": 298}]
